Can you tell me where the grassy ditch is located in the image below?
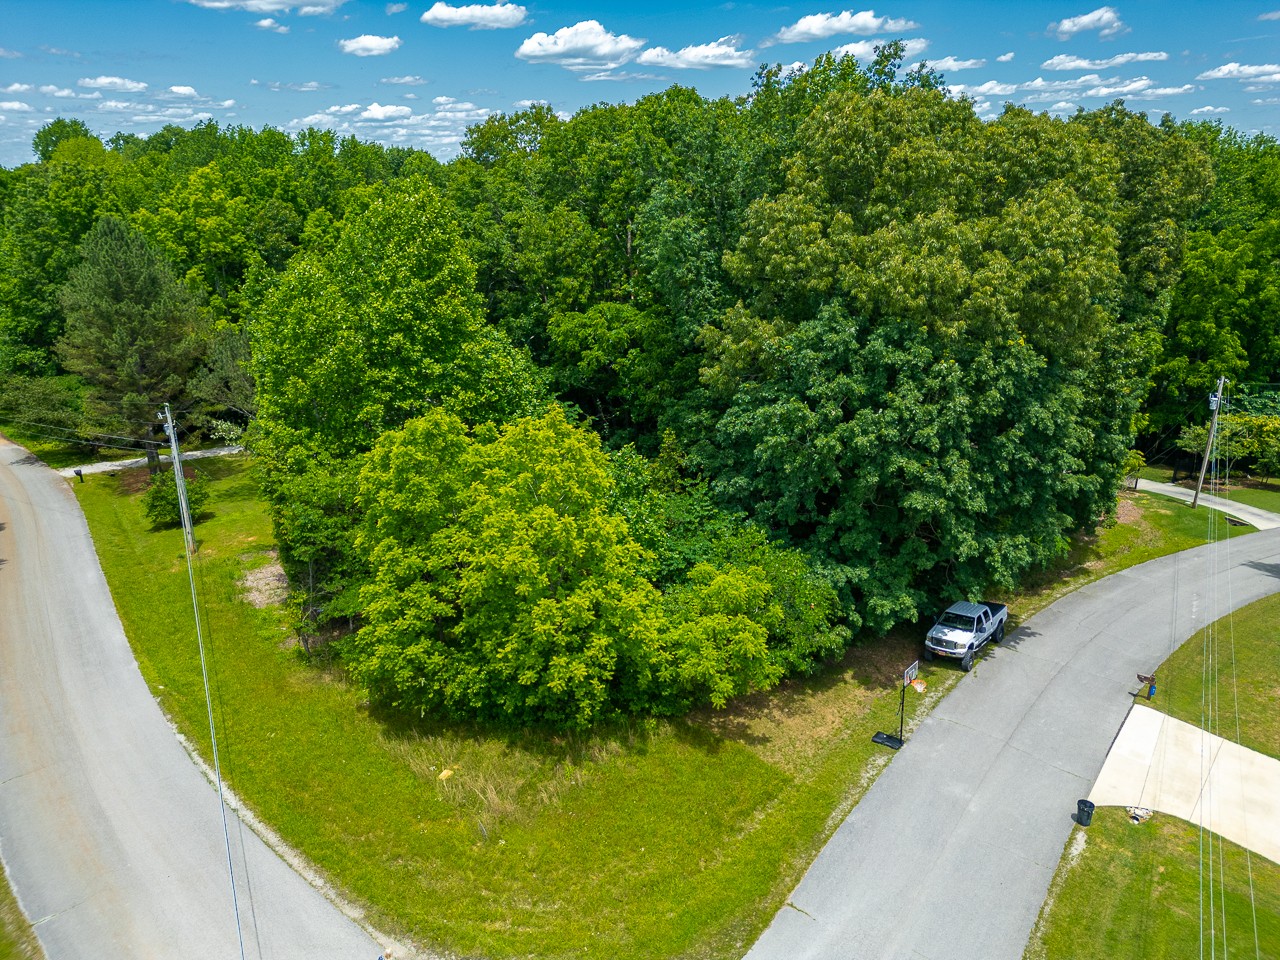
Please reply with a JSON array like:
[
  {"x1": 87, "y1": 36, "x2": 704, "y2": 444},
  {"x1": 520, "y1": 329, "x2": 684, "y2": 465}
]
[
  {"x1": 74, "y1": 458, "x2": 1256, "y2": 959},
  {"x1": 1024, "y1": 589, "x2": 1280, "y2": 960}
]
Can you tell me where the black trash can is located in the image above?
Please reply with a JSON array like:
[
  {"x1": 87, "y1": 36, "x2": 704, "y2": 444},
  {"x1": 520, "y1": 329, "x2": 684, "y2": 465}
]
[{"x1": 1077, "y1": 799, "x2": 1095, "y2": 827}]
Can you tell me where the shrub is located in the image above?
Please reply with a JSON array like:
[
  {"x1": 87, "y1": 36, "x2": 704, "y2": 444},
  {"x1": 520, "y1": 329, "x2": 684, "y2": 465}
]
[{"x1": 141, "y1": 466, "x2": 210, "y2": 529}]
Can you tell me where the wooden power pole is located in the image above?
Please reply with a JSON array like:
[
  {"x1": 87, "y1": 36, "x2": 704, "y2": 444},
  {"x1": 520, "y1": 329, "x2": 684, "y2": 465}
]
[{"x1": 1192, "y1": 376, "x2": 1227, "y2": 509}]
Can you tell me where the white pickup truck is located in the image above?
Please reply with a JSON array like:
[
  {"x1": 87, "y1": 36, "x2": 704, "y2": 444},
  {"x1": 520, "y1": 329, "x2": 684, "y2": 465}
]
[{"x1": 924, "y1": 600, "x2": 1008, "y2": 672}]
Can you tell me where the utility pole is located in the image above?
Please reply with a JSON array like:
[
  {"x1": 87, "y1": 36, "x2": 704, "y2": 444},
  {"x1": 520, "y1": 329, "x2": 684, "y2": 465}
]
[
  {"x1": 158, "y1": 404, "x2": 248, "y2": 960},
  {"x1": 160, "y1": 404, "x2": 195, "y2": 554},
  {"x1": 1192, "y1": 376, "x2": 1227, "y2": 509}
]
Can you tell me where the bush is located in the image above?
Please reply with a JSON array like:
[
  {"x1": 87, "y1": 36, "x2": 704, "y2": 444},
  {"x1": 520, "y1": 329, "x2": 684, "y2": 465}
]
[{"x1": 141, "y1": 467, "x2": 210, "y2": 528}]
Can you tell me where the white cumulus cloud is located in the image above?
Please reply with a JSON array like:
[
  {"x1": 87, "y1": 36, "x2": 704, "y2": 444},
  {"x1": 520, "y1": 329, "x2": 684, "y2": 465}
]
[
  {"x1": 256, "y1": 17, "x2": 290, "y2": 32},
  {"x1": 1190, "y1": 105, "x2": 1230, "y2": 114},
  {"x1": 169, "y1": 85, "x2": 200, "y2": 97},
  {"x1": 421, "y1": 2, "x2": 527, "y2": 29},
  {"x1": 516, "y1": 20, "x2": 645, "y2": 72},
  {"x1": 1258, "y1": 10, "x2": 1280, "y2": 19},
  {"x1": 997, "y1": 51, "x2": 1015, "y2": 62},
  {"x1": 361, "y1": 102, "x2": 412, "y2": 119},
  {"x1": 1042, "y1": 51, "x2": 1166, "y2": 70},
  {"x1": 338, "y1": 34, "x2": 402, "y2": 56},
  {"x1": 0, "y1": 48, "x2": 21, "y2": 59},
  {"x1": 1197, "y1": 62, "x2": 1280, "y2": 81},
  {"x1": 770, "y1": 9, "x2": 919, "y2": 45},
  {"x1": 39, "y1": 84, "x2": 76, "y2": 97},
  {"x1": 637, "y1": 36, "x2": 754, "y2": 69},
  {"x1": 382, "y1": 75, "x2": 426, "y2": 84},
  {"x1": 0, "y1": 101, "x2": 32, "y2": 111},
  {"x1": 925, "y1": 56, "x2": 985, "y2": 71},
  {"x1": 2, "y1": 83, "x2": 32, "y2": 93},
  {"x1": 79, "y1": 76, "x2": 148, "y2": 92},
  {"x1": 1049, "y1": 6, "x2": 1128, "y2": 40},
  {"x1": 387, "y1": 2, "x2": 407, "y2": 11},
  {"x1": 834, "y1": 37, "x2": 928, "y2": 61}
]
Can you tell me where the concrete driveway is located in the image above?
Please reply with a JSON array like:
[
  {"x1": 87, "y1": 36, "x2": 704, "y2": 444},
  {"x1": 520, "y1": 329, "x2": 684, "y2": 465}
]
[
  {"x1": 0, "y1": 439, "x2": 384, "y2": 960},
  {"x1": 746, "y1": 527, "x2": 1280, "y2": 960}
]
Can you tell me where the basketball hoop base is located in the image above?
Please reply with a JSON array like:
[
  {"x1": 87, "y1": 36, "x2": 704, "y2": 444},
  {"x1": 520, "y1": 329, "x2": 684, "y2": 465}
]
[{"x1": 872, "y1": 731, "x2": 903, "y2": 750}]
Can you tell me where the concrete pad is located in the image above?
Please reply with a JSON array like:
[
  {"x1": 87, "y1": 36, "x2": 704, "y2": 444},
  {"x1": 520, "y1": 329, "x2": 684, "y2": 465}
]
[{"x1": 1090, "y1": 705, "x2": 1280, "y2": 866}]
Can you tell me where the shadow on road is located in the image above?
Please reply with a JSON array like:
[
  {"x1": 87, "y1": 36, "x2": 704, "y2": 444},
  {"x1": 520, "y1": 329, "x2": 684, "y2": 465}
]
[{"x1": 1244, "y1": 559, "x2": 1280, "y2": 581}]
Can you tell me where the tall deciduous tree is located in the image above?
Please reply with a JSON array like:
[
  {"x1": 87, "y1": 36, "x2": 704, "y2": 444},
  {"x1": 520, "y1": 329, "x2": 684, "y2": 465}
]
[
  {"x1": 250, "y1": 177, "x2": 546, "y2": 620},
  {"x1": 701, "y1": 88, "x2": 1186, "y2": 631}
]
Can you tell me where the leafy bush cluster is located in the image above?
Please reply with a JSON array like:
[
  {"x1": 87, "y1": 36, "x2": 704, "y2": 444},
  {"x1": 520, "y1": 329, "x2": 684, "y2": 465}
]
[
  {"x1": 349, "y1": 407, "x2": 846, "y2": 727},
  {"x1": 141, "y1": 466, "x2": 209, "y2": 529}
]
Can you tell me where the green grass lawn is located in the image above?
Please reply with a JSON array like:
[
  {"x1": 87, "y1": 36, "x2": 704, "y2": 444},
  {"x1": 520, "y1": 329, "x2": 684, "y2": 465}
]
[
  {"x1": 1025, "y1": 807, "x2": 1280, "y2": 960},
  {"x1": 1223, "y1": 479, "x2": 1280, "y2": 517},
  {"x1": 76, "y1": 455, "x2": 960, "y2": 958},
  {"x1": 0, "y1": 420, "x2": 132, "y2": 471},
  {"x1": 1025, "y1": 584, "x2": 1280, "y2": 960},
  {"x1": 0, "y1": 864, "x2": 42, "y2": 960},
  {"x1": 1149, "y1": 591, "x2": 1280, "y2": 762},
  {"x1": 73, "y1": 459, "x2": 1259, "y2": 959},
  {"x1": 1138, "y1": 463, "x2": 1178, "y2": 484}
]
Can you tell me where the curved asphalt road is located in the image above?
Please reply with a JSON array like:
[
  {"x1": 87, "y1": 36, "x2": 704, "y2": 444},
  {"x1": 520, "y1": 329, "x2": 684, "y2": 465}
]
[
  {"x1": 747, "y1": 523, "x2": 1280, "y2": 960},
  {"x1": 0, "y1": 438, "x2": 382, "y2": 960}
]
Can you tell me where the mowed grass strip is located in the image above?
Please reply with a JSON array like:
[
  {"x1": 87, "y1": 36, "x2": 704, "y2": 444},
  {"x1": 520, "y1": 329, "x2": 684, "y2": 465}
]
[
  {"x1": 1024, "y1": 807, "x2": 1280, "y2": 960},
  {"x1": 74, "y1": 458, "x2": 1253, "y2": 958},
  {"x1": 1224, "y1": 479, "x2": 1280, "y2": 516}
]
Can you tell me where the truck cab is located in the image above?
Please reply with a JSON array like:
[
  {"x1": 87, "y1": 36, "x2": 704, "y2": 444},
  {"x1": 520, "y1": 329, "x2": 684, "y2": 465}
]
[{"x1": 924, "y1": 600, "x2": 1008, "y2": 672}]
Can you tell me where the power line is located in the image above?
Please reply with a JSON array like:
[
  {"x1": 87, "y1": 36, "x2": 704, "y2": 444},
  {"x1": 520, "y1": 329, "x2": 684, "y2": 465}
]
[{"x1": 161, "y1": 404, "x2": 248, "y2": 960}]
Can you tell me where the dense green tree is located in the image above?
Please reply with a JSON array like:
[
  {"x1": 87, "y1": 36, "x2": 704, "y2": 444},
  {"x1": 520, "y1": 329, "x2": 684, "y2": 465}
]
[
  {"x1": 55, "y1": 215, "x2": 204, "y2": 437},
  {"x1": 32, "y1": 118, "x2": 97, "y2": 164},
  {"x1": 0, "y1": 159, "x2": 120, "y2": 372},
  {"x1": 702, "y1": 89, "x2": 1162, "y2": 630},
  {"x1": 351, "y1": 407, "x2": 667, "y2": 727},
  {"x1": 250, "y1": 177, "x2": 546, "y2": 619}
]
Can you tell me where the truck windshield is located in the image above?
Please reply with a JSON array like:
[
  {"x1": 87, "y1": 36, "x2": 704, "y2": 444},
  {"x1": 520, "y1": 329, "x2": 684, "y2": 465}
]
[{"x1": 939, "y1": 613, "x2": 976, "y2": 630}]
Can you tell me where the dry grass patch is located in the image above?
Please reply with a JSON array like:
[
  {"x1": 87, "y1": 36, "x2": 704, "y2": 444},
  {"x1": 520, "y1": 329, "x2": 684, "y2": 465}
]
[{"x1": 238, "y1": 550, "x2": 288, "y2": 608}]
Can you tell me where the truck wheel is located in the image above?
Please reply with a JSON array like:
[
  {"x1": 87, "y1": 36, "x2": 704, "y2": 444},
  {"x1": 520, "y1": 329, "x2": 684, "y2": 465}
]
[
  {"x1": 923, "y1": 648, "x2": 934, "y2": 662},
  {"x1": 961, "y1": 648, "x2": 975, "y2": 672},
  {"x1": 994, "y1": 622, "x2": 1005, "y2": 644}
]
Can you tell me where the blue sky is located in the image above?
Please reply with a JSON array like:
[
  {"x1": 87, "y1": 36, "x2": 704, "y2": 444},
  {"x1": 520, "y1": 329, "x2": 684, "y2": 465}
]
[{"x1": 2, "y1": 1, "x2": 1278, "y2": 167}]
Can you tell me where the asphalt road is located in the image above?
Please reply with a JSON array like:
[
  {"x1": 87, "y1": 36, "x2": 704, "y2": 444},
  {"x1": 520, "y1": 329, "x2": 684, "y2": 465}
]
[
  {"x1": 747, "y1": 524, "x2": 1280, "y2": 960},
  {"x1": 0, "y1": 439, "x2": 383, "y2": 960}
]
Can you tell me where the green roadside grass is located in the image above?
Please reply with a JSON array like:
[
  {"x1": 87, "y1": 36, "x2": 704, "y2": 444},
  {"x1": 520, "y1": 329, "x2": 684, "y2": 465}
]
[
  {"x1": 73, "y1": 458, "x2": 1258, "y2": 959},
  {"x1": 0, "y1": 863, "x2": 42, "y2": 960},
  {"x1": 1223, "y1": 480, "x2": 1280, "y2": 517},
  {"x1": 1148, "y1": 590, "x2": 1280, "y2": 762},
  {"x1": 1024, "y1": 591, "x2": 1280, "y2": 960},
  {"x1": 1025, "y1": 807, "x2": 1280, "y2": 960},
  {"x1": 75, "y1": 455, "x2": 956, "y2": 958},
  {"x1": 0, "y1": 422, "x2": 136, "y2": 472}
]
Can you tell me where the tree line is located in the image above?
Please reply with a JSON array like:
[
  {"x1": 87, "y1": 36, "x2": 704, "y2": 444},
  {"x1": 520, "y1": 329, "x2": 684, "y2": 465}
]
[{"x1": 2, "y1": 46, "x2": 1277, "y2": 727}]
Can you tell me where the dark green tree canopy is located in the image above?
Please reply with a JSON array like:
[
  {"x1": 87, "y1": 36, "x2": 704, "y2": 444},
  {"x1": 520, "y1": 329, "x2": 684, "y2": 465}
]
[{"x1": 55, "y1": 215, "x2": 203, "y2": 436}]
